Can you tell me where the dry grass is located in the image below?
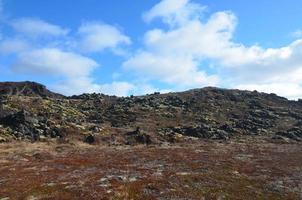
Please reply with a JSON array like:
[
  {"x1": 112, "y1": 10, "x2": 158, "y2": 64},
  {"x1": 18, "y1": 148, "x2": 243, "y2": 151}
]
[{"x1": 0, "y1": 139, "x2": 301, "y2": 199}]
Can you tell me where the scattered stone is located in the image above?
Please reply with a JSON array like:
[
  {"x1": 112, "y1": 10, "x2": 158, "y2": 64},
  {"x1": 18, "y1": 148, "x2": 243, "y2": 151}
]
[
  {"x1": 45, "y1": 182, "x2": 56, "y2": 187},
  {"x1": 106, "y1": 190, "x2": 113, "y2": 194},
  {"x1": 25, "y1": 196, "x2": 38, "y2": 200},
  {"x1": 99, "y1": 177, "x2": 108, "y2": 182},
  {"x1": 176, "y1": 172, "x2": 190, "y2": 176},
  {"x1": 128, "y1": 177, "x2": 137, "y2": 182}
]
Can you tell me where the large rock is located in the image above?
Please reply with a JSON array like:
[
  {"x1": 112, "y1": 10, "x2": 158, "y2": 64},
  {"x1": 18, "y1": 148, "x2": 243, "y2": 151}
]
[
  {"x1": 0, "y1": 110, "x2": 62, "y2": 140},
  {"x1": 0, "y1": 110, "x2": 38, "y2": 126}
]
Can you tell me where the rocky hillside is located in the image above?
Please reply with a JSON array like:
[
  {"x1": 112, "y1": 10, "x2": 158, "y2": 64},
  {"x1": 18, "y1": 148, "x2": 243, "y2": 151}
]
[
  {"x1": 0, "y1": 81, "x2": 302, "y2": 144},
  {"x1": 0, "y1": 81, "x2": 64, "y2": 98}
]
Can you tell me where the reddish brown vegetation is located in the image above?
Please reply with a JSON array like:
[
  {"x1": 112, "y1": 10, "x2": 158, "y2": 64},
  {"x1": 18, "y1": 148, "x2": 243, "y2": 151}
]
[{"x1": 0, "y1": 138, "x2": 301, "y2": 199}]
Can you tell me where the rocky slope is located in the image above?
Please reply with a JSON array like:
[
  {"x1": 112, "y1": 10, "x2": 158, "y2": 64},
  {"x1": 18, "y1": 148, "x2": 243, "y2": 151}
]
[
  {"x1": 0, "y1": 81, "x2": 302, "y2": 144},
  {"x1": 0, "y1": 81, "x2": 64, "y2": 98}
]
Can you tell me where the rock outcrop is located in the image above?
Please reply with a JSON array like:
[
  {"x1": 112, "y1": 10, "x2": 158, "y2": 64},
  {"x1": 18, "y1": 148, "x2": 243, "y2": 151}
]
[{"x1": 0, "y1": 81, "x2": 64, "y2": 98}]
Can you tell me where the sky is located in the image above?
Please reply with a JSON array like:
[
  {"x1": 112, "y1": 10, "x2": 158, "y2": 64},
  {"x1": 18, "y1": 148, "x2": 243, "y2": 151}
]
[{"x1": 0, "y1": 0, "x2": 302, "y2": 99}]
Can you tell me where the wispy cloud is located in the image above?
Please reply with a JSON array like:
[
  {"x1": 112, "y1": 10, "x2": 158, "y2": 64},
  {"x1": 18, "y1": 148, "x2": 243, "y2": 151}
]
[
  {"x1": 291, "y1": 30, "x2": 302, "y2": 38},
  {"x1": 11, "y1": 18, "x2": 69, "y2": 38},
  {"x1": 77, "y1": 22, "x2": 131, "y2": 53},
  {"x1": 0, "y1": 38, "x2": 29, "y2": 54},
  {"x1": 12, "y1": 48, "x2": 98, "y2": 77},
  {"x1": 237, "y1": 83, "x2": 302, "y2": 100},
  {"x1": 143, "y1": 0, "x2": 206, "y2": 27}
]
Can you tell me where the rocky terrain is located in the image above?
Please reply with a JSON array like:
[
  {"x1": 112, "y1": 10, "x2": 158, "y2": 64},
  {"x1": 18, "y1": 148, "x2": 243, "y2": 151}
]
[
  {"x1": 0, "y1": 81, "x2": 301, "y2": 199},
  {"x1": 0, "y1": 81, "x2": 302, "y2": 144},
  {"x1": 0, "y1": 82, "x2": 63, "y2": 99}
]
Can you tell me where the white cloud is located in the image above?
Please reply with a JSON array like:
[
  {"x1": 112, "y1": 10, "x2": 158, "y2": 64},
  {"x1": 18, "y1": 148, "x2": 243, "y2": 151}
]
[
  {"x1": 52, "y1": 78, "x2": 160, "y2": 97},
  {"x1": 11, "y1": 48, "x2": 136, "y2": 96},
  {"x1": 141, "y1": 11, "x2": 259, "y2": 67},
  {"x1": 291, "y1": 30, "x2": 302, "y2": 38},
  {"x1": 2, "y1": 0, "x2": 302, "y2": 99},
  {"x1": 143, "y1": 0, "x2": 205, "y2": 27},
  {"x1": 129, "y1": 83, "x2": 161, "y2": 95},
  {"x1": 124, "y1": 0, "x2": 302, "y2": 99},
  {"x1": 51, "y1": 77, "x2": 104, "y2": 96},
  {"x1": 98, "y1": 81, "x2": 134, "y2": 96},
  {"x1": 52, "y1": 78, "x2": 137, "y2": 96},
  {"x1": 2, "y1": 17, "x2": 135, "y2": 96},
  {"x1": 12, "y1": 48, "x2": 98, "y2": 77},
  {"x1": 237, "y1": 83, "x2": 302, "y2": 100},
  {"x1": 0, "y1": 8, "x2": 135, "y2": 96},
  {"x1": 124, "y1": 52, "x2": 218, "y2": 88},
  {"x1": 78, "y1": 22, "x2": 131, "y2": 53},
  {"x1": 11, "y1": 18, "x2": 69, "y2": 37},
  {"x1": 131, "y1": 83, "x2": 158, "y2": 95},
  {"x1": 224, "y1": 40, "x2": 302, "y2": 84},
  {"x1": 124, "y1": 0, "x2": 226, "y2": 89},
  {"x1": 0, "y1": 38, "x2": 29, "y2": 54}
]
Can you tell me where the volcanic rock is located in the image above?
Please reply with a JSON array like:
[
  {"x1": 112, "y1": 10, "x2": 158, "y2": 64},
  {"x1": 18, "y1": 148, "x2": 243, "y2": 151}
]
[
  {"x1": 0, "y1": 81, "x2": 302, "y2": 143},
  {"x1": 84, "y1": 134, "x2": 96, "y2": 144},
  {"x1": 0, "y1": 81, "x2": 64, "y2": 98}
]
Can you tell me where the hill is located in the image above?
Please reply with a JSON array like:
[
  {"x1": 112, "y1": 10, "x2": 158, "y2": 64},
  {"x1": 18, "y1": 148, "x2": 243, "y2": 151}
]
[
  {"x1": 0, "y1": 81, "x2": 301, "y2": 144},
  {"x1": 0, "y1": 81, "x2": 64, "y2": 98},
  {"x1": 0, "y1": 81, "x2": 302, "y2": 199}
]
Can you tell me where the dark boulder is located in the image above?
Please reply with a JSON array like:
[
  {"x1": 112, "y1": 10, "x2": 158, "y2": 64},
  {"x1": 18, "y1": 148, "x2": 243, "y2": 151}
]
[
  {"x1": 0, "y1": 110, "x2": 38, "y2": 127},
  {"x1": 0, "y1": 110, "x2": 63, "y2": 140},
  {"x1": 84, "y1": 134, "x2": 96, "y2": 144}
]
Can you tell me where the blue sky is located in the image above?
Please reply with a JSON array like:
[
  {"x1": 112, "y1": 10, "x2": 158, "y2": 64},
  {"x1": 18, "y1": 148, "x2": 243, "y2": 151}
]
[{"x1": 0, "y1": 0, "x2": 302, "y2": 99}]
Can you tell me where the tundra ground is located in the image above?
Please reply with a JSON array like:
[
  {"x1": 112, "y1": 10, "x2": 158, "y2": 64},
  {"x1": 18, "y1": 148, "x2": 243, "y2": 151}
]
[{"x1": 0, "y1": 138, "x2": 301, "y2": 200}]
